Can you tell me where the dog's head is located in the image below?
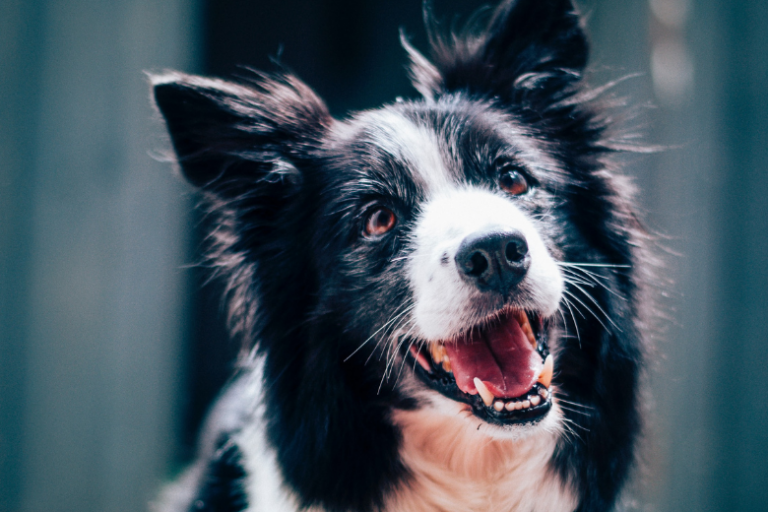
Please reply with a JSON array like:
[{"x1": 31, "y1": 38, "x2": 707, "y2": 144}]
[{"x1": 153, "y1": 0, "x2": 645, "y2": 508}]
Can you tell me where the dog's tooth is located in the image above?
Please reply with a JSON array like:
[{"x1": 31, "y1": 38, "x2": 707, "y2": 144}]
[
  {"x1": 426, "y1": 342, "x2": 451, "y2": 372},
  {"x1": 429, "y1": 343, "x2": 445, "y2": 363},
  {"x1": 473, "y1": 378, "x2": 495, "y2": 407},
  {"x1": 513, "y1": 310, "x2": 537, "y2": 348},
  {"x1": 536, "y1": 355, "x2": 554, "y2": 388},
  {"x1": 514, "y1": 401, "x2": 523, "y2": 410},
  {"x1": 505, "y1": 402, "x2": 516, "y2": 411},
  {"x1": 493, "y1": 401, "x2": 505, "y2": 412},
  {"x1": 522, "y1": 400, "x2": 531, "y2": 409},
  {"x1": 530, "y1": 395, "x2": 541, "y2": 406},
  {"x1": 538, "y1": 388, "x2": 549, "y2": 399}
]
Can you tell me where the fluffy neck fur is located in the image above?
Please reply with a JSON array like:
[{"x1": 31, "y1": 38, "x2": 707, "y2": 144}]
[{"x1": 390, "y1": 408, "x2": 577, "y2": 512}]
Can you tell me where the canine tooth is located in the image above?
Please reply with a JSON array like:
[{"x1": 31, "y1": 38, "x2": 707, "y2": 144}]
[
  {"x1": 537, "y1": 355, "x2": 554, "y2": 388},
  {"x1": 505, "y1": 402, "x2": 516, "y2": 411},
  {"x1": 530, "y1": 395, "x2": 541, "y2": 406},
  {"x1": 513, "y1": 310, "x2": 537, "y2": 348},
  {"x1": 473, "y1": 378, "x2": 495, "y2": 407},
  {"x1": 493, "y1": 401, "x2": 505, "y2": 412},
  {"x1": 441, "y1": 359, "x2": 452, "y2": 373},
  {"x1": 538, "y1": 388, "x2": 549, "y2": 399},
  {"x1": 522, "y1": 400, "x2": 531, "y2": 409}
]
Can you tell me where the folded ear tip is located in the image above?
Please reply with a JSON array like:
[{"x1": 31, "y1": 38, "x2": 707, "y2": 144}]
[
  {"x1": 151, "y1": 80, "x2": 193, "y2": 122},
  {"x1": 149, "y1": 72, "x2": 198, "y2": 116},
  {"x1": 150, "y1": 74, "x2": 242, "y2": 121},
  {"x1": 147, "y1": 70, "x2": 192, "y2": 91}
]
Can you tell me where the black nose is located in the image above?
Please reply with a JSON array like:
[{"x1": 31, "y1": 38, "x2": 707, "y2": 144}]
[{"x1": 455, "y1": 230, "x2": 530, "y2": 295}]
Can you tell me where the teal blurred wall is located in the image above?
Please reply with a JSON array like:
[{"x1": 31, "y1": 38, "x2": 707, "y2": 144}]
[
  {"x1": 0, "y1": 1, "x2": 200, "y2": 511},
  {"x1": 1, "y1": 1, "x2": 766, "y2": 511},
  {"x1": 591, "y1": 2, "x2": 768, "y2": 510}
]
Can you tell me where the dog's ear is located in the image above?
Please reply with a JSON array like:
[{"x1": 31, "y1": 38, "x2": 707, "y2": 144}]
[
  {"x1": 151, "y1": 71, "x2": 331, "y2": 193},
  {"x1": 405, "y1": 0, "x2": 588, "y2": 105}
]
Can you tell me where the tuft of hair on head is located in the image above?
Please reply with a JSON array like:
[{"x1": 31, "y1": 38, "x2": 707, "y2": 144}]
[{"x1": 402, "y1": 0, "x2": 589, "y2": 109}]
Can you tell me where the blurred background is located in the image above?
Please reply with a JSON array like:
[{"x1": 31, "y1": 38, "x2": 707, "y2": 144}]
[{"x1": 1, "y1": 0, "x2": 766, "y2": 511}]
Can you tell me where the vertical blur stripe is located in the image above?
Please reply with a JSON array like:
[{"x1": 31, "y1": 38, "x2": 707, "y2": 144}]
[
  {"x1": 0, "y1": 1, "x2": 200, "y2": 511},
  {"x1": 591, "y1": 1, "x2": 768, "y2": 511},
  {"x1": 0, "y1": 2, "x2": 43, "y2": 510},
  {"x1": 708, "y1": 2, "x2": 768, "y2": 511}
]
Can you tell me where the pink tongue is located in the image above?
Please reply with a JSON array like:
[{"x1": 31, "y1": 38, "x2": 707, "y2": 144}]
[{"x1": 443, "y1": 316, "x2": 542, "y2": 398}]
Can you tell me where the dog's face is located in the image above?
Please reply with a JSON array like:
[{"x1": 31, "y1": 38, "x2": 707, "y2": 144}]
[
  {"x1": 153, "y1": 0, "x2": 597, "y2": 431},
  {"x1": 313, "y1": 103, "x2": 568, "y2": 436},
  {"x1": 154, "y1": 1, "x2": 645, "y2": 508}
]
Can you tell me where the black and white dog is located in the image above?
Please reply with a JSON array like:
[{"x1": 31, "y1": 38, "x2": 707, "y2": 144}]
[{"x1": 151, "y1": 0, "x2": 650, "y2": 510}]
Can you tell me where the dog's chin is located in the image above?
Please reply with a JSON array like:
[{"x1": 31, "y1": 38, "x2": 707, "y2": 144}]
[{"x1": 402, "y1": 307, "x2": 556, "y2": 432}]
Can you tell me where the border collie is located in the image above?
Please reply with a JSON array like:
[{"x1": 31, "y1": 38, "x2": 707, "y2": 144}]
[{"x1": 151, "y1": 1, "x2": 650, "y2": 510}]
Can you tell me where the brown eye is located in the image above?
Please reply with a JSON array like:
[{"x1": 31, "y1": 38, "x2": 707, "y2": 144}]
[
  {"x1": 499, "y1": 168, "x2": 529, "y2": 196},
  {"x1": 364, "y1": 207, "x2": 397, "y2": 237}
]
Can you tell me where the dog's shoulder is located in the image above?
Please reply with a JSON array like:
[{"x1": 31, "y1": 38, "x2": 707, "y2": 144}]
[{"x1": 155, "y1": 367, "x2": 294, "y2": 512}]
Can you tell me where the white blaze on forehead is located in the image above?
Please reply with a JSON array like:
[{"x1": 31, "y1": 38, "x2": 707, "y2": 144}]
[{"x1": 361, "y1": 109, "x2": 453, "y2": 193}]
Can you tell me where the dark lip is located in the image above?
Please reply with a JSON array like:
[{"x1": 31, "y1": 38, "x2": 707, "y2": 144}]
[{"x1": 404, "y1": 311, "x2": 553, "y2": 426}]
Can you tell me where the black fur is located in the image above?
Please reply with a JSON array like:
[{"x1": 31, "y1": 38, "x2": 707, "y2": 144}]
[
  {"x1": 153, "y1": 1, "x2": 649, "y2": 511},
  {"x1": 189, "y1": 436, "x2": 249, "y2": 512}
]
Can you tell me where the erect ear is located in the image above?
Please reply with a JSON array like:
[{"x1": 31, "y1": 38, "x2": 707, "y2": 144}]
[
  {"x1": 151, "y1": 71, "x2": 331, "y2": 192},
  {"x1": 404, "y1": 0, "x2": 588, "y2": 105}
]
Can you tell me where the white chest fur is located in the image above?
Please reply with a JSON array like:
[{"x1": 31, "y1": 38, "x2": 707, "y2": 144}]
[{"x1": 389, "y1": 409, "x2": 577, "y2": 512}]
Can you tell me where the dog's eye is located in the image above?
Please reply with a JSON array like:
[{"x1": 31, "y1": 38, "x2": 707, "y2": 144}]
[
  {"x1": 364, "y1": 207, "x2": 397, "y2": 237},
  {"x1": 499, "y1": 168, "x2": 529, "y2": 196}
]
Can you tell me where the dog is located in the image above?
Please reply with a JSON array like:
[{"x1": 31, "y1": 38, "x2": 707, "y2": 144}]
[{"x1": 151, "y1": 0, "x2": 650, "y2": 510}]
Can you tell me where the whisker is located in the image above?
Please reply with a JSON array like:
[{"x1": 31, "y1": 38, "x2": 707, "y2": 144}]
[
  {"x1": 560, "y1": 297, "x2": 582, "y2": 347},
  {"x1": 567, "y1": 282, "x2": 622, "y2": 332},
  {"x1": 553, "y1": 397, "x2": 595, "y2": 410},
  {"x1": 561, "y1": 274, "x2": 595, "y2": 288},
  {"x1": 563, "y1": 290, "x2": 610, "y2": 332},
  {"x1": 557, "y1": 262, "x2": 630, "y2": 269},
  {"x1": 562, "y1": 265, "x2": 610, "y2": 282},
  {"x1": 370, "y1": 313, "x2": 409, "y2": 365},
  {"x1": 557, "y1": 405, "x2": 593, "y2": 417},
  {"x1": 382, "y1": 314, "x2": 416, "y2": 372},
  {"x1": 557, "y1": 307, "x2": 569, "y2": 336},
  {"x1": 380, "y1": 321, "x2": 418, "y2": 393},
  {"x1": 345, "y1": 304, "x2": 413, "y2": 362},
  {"x1": 562, "y1": 266, "x2": 627, "y2": 302},
  {"x1": 395, "y1": 336, "x2": 420, "y2": 385},
  {"x1": 561, "y1": 416, "x2": 590, "y2": 433},
  {"x1": 557, "y1": 305, "x2": 578, "y2": 348},
  {"x1": 559, "y1": 421, "x2": 582, "y2": 445},
  {"x1": 562, "y1": 294, "x2": 586, "y2": 320}
]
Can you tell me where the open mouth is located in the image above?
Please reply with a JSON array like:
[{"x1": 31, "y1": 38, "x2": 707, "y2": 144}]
[{"x1": 406, "y1": 309, "x2": 553, "y2": 426}]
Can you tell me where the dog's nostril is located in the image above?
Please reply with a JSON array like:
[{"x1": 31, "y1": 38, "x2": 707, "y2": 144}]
[
  {"x1": 505, "y1": 237, "x2": 528, "y2": 263},
  {"x1": 468, "y1": 252, "x2": 489, "y2": 276},
  {"x1": 455, "y1": 230, "x2": 530, "y2": 295}
]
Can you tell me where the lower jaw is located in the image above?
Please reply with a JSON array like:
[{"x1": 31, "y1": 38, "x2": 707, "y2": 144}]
[{"x1": 410, "y1": 358, "x2": 553, "y2": 426}]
